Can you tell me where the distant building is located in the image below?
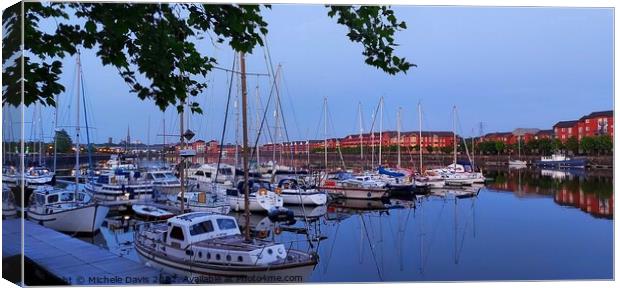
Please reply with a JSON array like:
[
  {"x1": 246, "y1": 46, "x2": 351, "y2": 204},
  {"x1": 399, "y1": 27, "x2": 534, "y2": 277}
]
[
  {"x1": 553, "y1": 120, "x2": 580, "y2": 141},
  {"x1": 554, "y1": 110, "x2": 614, "y2": 142},
  {"x1": 534, "y1": 130, "x2": 554, "y2": 140},
  {"x1": 577, "y1": 110, "x2": 614, "y2": 140},
  {"x1": 108, "y1": 137, "x2": 113, "y2": 145}
]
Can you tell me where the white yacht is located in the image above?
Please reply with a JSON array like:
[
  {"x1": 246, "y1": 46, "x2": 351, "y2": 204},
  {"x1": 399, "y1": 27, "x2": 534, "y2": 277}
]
[
  {"x1": 186, "y1": 163, "x2": 236, "y2": 191},
  {"x1": 134, "y1": 212, "x2": 317, "y2": 281},
  {"x1": 276, "y1": 178, "x2": 327, "y2": 206},
  {"x1": 27, "y1": 185, "x2": 109, "y2": 233},
  {"x1": 2, "y1": 185, "x2": 17, "y2": 219},
  {"x1": 23, "y1": 166, "x2": 55, "y2": 189},
  {"x1": 144, "y1": 169, "x2": 181, "y2": 195},
  {"x1": 321, "y1": 173, "x2": 389, "y2": 199},
  {"x1": 85, "y1": 169, "x2": 154, "y2": 204},
  {"x1": 225, "y1": 179, "x2": 284, "y2": 213},
  {"x1": 2, "y1": 165, "x2": 19, "y2": 188}
]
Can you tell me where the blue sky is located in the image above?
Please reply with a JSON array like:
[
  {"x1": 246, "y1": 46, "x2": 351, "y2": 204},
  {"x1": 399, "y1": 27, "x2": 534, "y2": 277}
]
[{"x1": 19, "y1": 5, "x2": 613, "y2": 145}]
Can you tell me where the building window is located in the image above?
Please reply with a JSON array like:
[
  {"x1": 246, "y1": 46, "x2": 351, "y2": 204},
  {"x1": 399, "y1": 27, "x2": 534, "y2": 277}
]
[{"x1": 586, "y1": 119, "x2": 590, "y2": 124}]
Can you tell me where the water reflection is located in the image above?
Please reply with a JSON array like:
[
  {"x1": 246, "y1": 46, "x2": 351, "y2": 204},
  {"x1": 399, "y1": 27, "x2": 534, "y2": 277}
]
[
  {"x1": 485, "y1": 168, "x2": 613, "y2": 219},
  {"x1": 70, "y1": 169, "x2": 612, "y2": 282}
]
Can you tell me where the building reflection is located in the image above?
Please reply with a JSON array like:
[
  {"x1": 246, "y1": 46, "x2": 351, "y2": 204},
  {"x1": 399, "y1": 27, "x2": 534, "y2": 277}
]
[{"x1": 486, "y1": 168, "x2": 613, "y2": 219}]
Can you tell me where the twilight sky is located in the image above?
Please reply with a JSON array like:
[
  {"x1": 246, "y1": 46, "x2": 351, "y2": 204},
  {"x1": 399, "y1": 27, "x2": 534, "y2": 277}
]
[{"x1": 18, "y1": 5, "x2": 613, "y2": 145}]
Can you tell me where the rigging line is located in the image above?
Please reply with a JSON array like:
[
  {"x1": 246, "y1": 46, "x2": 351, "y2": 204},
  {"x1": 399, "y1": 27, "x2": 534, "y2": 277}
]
[
  {"x1": 248, "y1": 36, "x2": 284, "y2": 161},
  {"x1": 213, "y1": 56, "x2": 236, "y2": 182},
  {"x1": 211, "y1": 65, "x2": 269, "y2": 76},
  {"x1": 327, "y1": 103, "x2": 346, "y2": 169},
  {"x1": 360, "y1": 214, "x2": 384, "y2": 281},
  {"x1": 248, "y1": 66, "x2": 278, "y2": 161},
  {"x1": 280, "y1": 71, "x2": 303, "y2": 140}
]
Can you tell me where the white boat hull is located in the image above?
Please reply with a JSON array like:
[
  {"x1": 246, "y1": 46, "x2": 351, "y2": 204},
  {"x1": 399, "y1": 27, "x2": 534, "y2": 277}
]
[
  {"x1": 27, "y1": 204, "x2": 110, "y2": 233},
  {"x1": 281, "y1": 190, "x2": 327, "y2": 205},
  {"x1": 136, "y1": 245, "x2": 315, "y2": 283},
  {"x1": 228, "y1": 194, "x2": 283, "y2": 212}
]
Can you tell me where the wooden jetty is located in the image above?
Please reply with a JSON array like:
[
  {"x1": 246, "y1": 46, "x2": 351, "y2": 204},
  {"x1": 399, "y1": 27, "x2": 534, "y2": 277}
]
[{"x1": 2, "y1": 219, "x2": 173, "y2": 285}]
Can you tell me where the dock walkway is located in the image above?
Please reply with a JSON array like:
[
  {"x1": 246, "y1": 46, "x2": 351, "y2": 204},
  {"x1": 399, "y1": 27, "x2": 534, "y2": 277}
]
[{"x1": 2, "y1": 219, "x2": 170, "y2": 285}]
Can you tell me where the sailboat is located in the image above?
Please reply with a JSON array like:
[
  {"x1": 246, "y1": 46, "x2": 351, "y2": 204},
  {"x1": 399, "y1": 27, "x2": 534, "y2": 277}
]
[
  {"x1": 27, "y1": 50, "x2": 109, "y2": 234},
  {"x1": 508, "y1": 135, "x2": 527, "y2": 167},
  {"x1": 134, "y1": 52, "x2": 317, "y2": 282},
  {"x1": 413, "y1": 102, "x2": 445, "y2": 189}
]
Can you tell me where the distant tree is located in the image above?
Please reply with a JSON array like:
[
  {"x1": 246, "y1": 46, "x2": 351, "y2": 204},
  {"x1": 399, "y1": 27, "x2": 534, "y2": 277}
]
[
  {"x1": 440, "y1": 146, "x2": 452, "y2": 155},
  {"x1": 597, "y1": 135, "x2": 613, "y2": 155},
  {"x1": 580, "y1": 136, "x2": 597, "y2": 155},
  {"x1": 426, "y1": 145, "x2": 434, "y2": 154},
  {"x1": 552, "y1": 139, "x2": 564, "y2": 152},
  {"x1": 537, "y1": 139, "x2": 554, "y2": 156},
  {"x1": 565, "y1": 137, "x2": 579, "y2": 155},
  {"x1": 494, "y1": 141, "x2": 505, "y2": 155},
  {"x1": 55, "y1": 129, "x2": 73, "y2": 153},
  {"x1": 524, "y1": 139, "x2": 539, "y2": 155}
]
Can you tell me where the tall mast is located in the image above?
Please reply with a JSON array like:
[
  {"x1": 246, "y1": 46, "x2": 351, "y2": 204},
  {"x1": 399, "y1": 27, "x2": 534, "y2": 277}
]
[
  {"x1": 274, "y1": 64, "x2": 282, "y2": 165},
  {"x1": 358, "y1": 102, "x2": 363, "y2": 161},
  {"x1": 74, "y1": 51, "x2": 81, "y2": 196},
  {"x1": 53, "y1": 95, "x2": 58, "y2": 172},
  {"x1": 38, "y1": 104, "x2": 43, "y2": 166},
  {"x1": 471, "y1": 127, "x2": 476, "y2": 170},
  {"x1": 452, "y1": 106, "x2": 457, "y2": 168},
  {"x1": 418, "y1": 101, "x2": 422, "y2": 173},
  {"x1": 179, "y1": 101, "x2": 185, "y2": 212},
  {"x1": 397, "y1": 106, "x2": 401, "y2": 168},
  {"x1": 323, "y1": 97, "x2": 328, "y2": 171},
  {"x1": 162, "y1": 110, "x2": 166, "y2": 162},
  {"x1": 239, "y1": 52, "x2": 251, "y2": 242},
  {"x1": 235, "y1": 60, "x2": 240, "y2": 169},
  {"x1": 255, "y1": 83, "x2": 261, "y2": 164},
  {"x1": 378, "y1": 96, "x2": 383, "y2": 167}
]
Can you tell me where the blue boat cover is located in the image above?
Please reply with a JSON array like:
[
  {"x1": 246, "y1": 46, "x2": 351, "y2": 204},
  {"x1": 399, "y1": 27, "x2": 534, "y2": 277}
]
[{"x1": 377, "y1": 166, "x2": 405, "y2": 178}]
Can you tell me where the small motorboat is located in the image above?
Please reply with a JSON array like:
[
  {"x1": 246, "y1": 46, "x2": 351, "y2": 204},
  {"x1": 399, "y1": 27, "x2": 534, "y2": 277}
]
[
  {"x1": 134, "y1": 212, "x2": 317, "y2": 282},
  {"x1": 132, "y1": 204, "x2": 175, "y2": 220}
]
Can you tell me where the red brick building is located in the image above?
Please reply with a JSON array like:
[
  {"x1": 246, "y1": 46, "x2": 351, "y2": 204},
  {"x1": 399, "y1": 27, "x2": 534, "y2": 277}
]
[
  {"x1": 339, "y1": 130, "x2": 456, "y2": 150},
  {"x1": 553, "y1": 120, "x2": 580, "y2": 141},
  {"x1": 554, "y1": 110, "x2": 614, "y2": 142},
  {"x1": 576, "y1": 110, "x2": 614, "y2": 140},
  {"x1": 481, "y1": 132, "x2": 514, "y2": 144},
  {"x1": 534, "y1": 130, "x2": 554, "y2": 140}
]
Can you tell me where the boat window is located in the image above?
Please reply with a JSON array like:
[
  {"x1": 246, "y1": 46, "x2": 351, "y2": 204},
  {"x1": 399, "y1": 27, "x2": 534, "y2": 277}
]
[
  {"x1": 195, "y1": 171, "x2": 205, "y2": 176},
  {"x1": 216, "y1": 218, "x2": 237, "y2": 230},
  {"x1": 169, "y1": 226, "x2": 185, "y2": 241},
  {"x1": 60, "y1": 193, "x2": 74, "y2": 202},
  {"x1": 204, "y1": 172, "x2": 212, "y2": 178},
  {"x1": 76, "y1": 193, "x2": 86, "y2": 202},
  {"x1": 35, "y1": 194, "x2": 46, "y2": 205},
  {"x1": 153, "y1": 173, "x2": 166, "y2": 179},
  {"x1": 189, "y1": 220, "x2": 214, "y2": 236},
  {"x1": 47, "y1": 194, "x2": 59, "y2": 204}
]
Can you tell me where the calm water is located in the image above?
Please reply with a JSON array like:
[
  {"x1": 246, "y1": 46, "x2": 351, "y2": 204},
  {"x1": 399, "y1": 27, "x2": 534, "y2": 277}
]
[{"x1": 82, "y1": 168, "x2": 613, "y2": 282}]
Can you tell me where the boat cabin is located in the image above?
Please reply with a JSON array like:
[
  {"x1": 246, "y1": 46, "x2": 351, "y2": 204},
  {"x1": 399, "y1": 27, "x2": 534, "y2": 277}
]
[
  {"x1": 144, "y1": 171, "x2": 180, "y2": 185},
  {"x1": 32, "y1": 186, "x2": 90, "y2": 206},
  {"x1": 278, "y1": 178, "x2": 300, "y2": 190},
  {"x1": 165, "y1": 213, "x2": 241, "y2": 249},
  {"x1": 227, "y1": 179, "x2": 273, "y2": 197}
]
